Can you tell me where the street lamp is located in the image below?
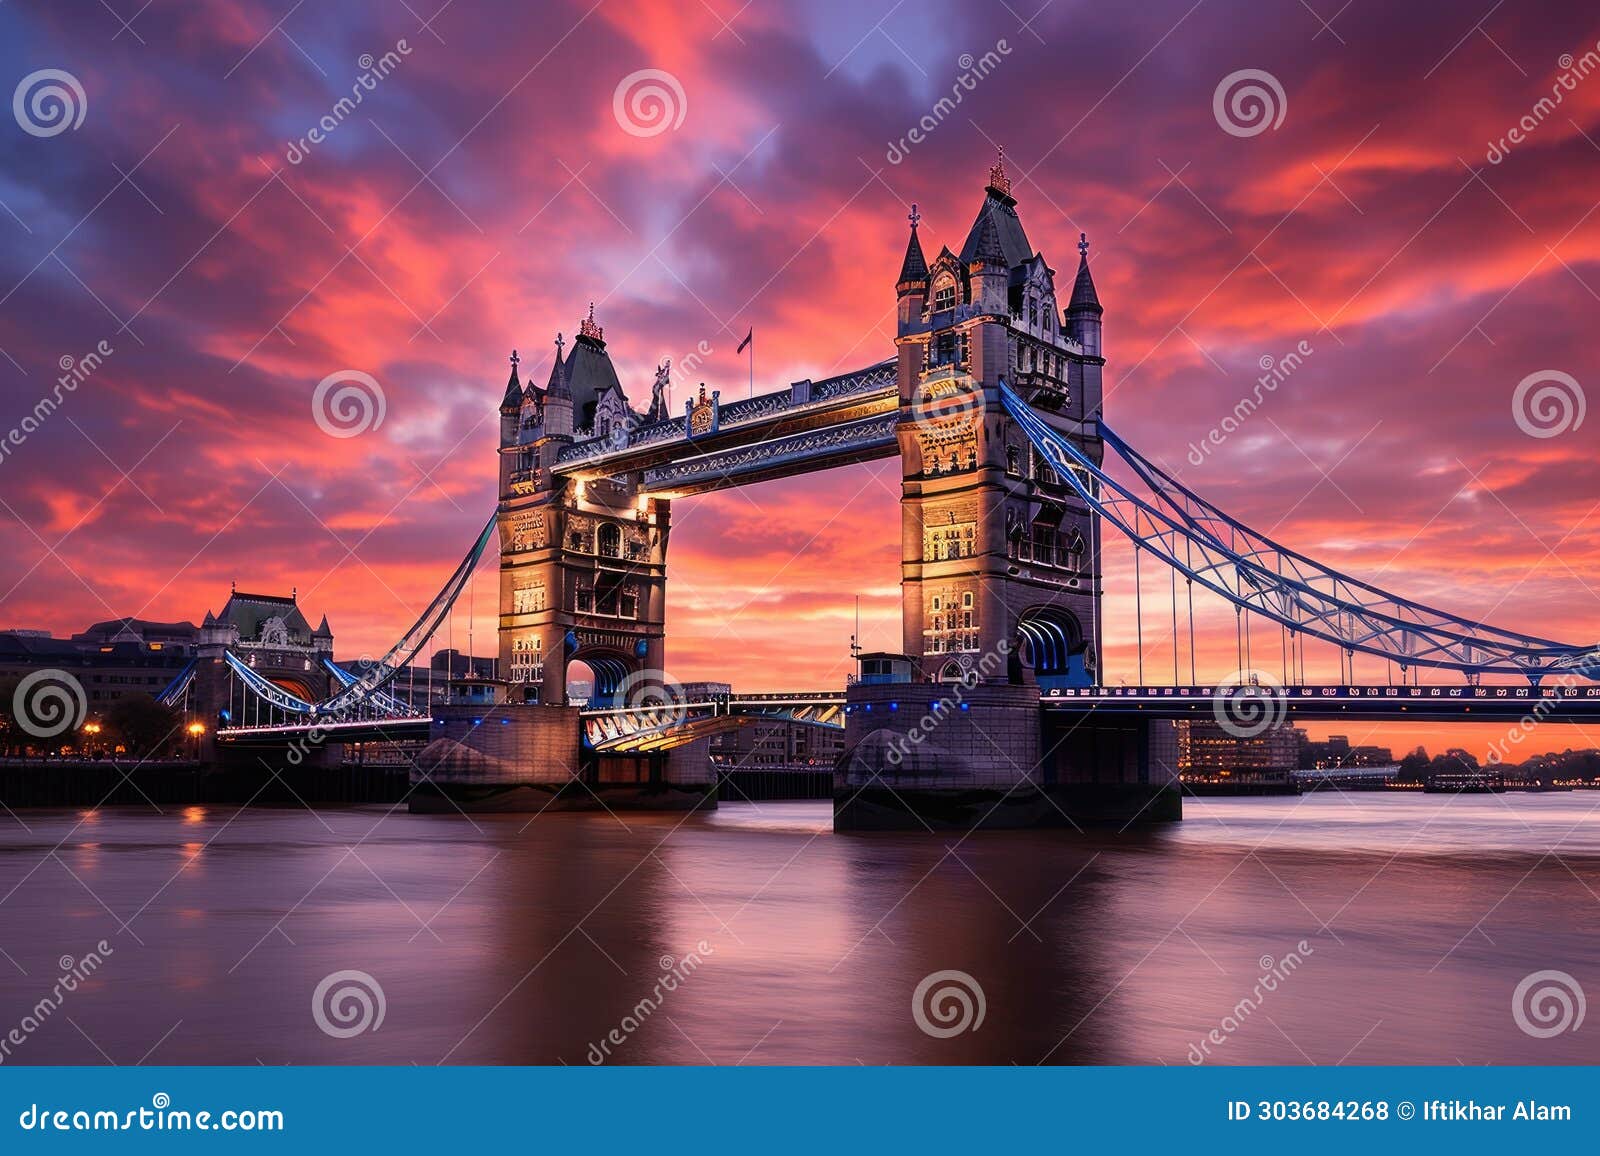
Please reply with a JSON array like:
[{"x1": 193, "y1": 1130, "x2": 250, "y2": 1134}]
[
  {"x1": 186, "y1": 721, "x2": 206, "y2": 760},
  {"x1": 81, "y1": 721, "x2": 101, "y2": 758}
]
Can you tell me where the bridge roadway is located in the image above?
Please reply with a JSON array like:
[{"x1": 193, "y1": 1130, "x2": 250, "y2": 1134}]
[
  {"x1": 1042, "y1": 683, "x2": 1600, "y2": 723},
  {"x1": 213, "y1": 691, "x2": 848, "y2": 748},
  {"x1": 212, "y1": 683, "x2": 1600, "y2": 747}
]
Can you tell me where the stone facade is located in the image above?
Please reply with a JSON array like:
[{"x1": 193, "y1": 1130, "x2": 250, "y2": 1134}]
[{"x1": 893, "y1": 158, "x2": 1106, "y2": 688}]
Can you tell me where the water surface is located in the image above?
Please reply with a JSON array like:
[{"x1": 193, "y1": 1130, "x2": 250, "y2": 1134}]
[{"x1": 1, "y1": 792, "x2": 1596, "y2": 1065}]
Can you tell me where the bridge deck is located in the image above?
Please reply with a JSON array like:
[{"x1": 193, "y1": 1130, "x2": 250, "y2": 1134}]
[{"x1": 1043, "y1": 684, "x2": 1600, "y2": 723}]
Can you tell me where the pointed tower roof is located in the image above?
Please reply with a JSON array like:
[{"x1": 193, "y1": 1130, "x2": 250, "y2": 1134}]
[
  {"x1": 566, "y1": 304, "x2": 623, "y2": 426},
  {"x1": 897, "y1": 202, "x2": 929, "y2": 289},
  {"x1": 959, "y1": 151, "x2": 1032, "y2": 269},
  {"x1": 1067, "y1": 233, "x2": 1102, "y2": 315},
  {"x1": 312, "y1": 614, "x2": 333, "y2": 639},
  {"x1": 500, "y1": 349, "x2": 523, "y2": 412},
  {"x1": 546, "y1": 332, "x2": 571, "y2": 399}
]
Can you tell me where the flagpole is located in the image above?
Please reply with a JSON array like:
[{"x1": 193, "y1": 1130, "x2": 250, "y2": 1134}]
[{"x1": 748, "y1": 330, "x2": 754, "y2": 398}]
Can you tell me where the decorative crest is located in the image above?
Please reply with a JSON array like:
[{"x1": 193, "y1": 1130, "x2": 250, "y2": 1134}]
[
  {"x1": 509, "y1": 348, "x2": 520, "y2": 369},
  {"x1": 554, "y1": 332, "x2": 564, "y2": 357},
  {"x1": 1078, "y1": 232, "x2": 1089, "y2": 259},
  {"x1": 579, "y1": 302, "x2": 604, "y2": 342},
  {"x1": 988, "y1": 146, "x2": 1011, "y2": 196},
  {"x1": 908, "y1": 202, "x2": 921, "y2": 230}
]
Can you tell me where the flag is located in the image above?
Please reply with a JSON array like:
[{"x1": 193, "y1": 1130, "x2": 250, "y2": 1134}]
[{"x1": 736, "y1": 328, "x2": 753, "y2": 354}]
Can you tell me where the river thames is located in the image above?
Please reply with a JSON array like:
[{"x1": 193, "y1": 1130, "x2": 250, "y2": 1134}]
[{"x1": 0, "y1": 793, "x2": 1596, "y2": 1065}]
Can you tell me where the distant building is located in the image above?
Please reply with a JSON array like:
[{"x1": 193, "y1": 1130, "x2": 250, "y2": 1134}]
[
  {"x1": 0, "y1": 621, "x2": 198, "y2": 711},
  {"x1": 710, "y1": 716, "x2": 847, "y2": 770},
  {"x1": 1178, "y1": 719, "x2": 1299, "y2": 793}
]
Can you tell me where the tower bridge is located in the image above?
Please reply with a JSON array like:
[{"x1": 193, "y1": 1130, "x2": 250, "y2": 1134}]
[{"x1": 186, "y1": 153, "x2": 1600, "y2": 829}]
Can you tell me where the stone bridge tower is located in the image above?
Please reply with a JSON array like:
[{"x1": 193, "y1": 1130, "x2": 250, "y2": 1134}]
[
  {"x1": 895, "y1": 153, "x2": 1105, "y2": 687},
  {"x1": 497, "y1": 309, "x2": 670, "y2": 706}
]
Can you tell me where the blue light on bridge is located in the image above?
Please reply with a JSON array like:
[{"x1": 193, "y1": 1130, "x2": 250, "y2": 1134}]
[{"x1": 889, "y1": 702, "x2": 898, "y2": 711}]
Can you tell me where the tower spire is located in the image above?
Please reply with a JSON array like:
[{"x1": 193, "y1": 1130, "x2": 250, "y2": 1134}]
[
  {"x1": 987, "y1": 146, "x2": 1011, "y2": 197},
  {"x1": 896, "y1": 201, "x2": 929, "y2": 290},
  {"x1": 579, "y1": 301, "x2": 604, "y2": 343}
]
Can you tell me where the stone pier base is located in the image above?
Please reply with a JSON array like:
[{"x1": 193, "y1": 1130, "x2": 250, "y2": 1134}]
[
  {"x1": 834, "y1": 684, "x2": 1181, "y2": 830},
  {"x1": 408, "y1": 705, "x2": 716, "y2": 814}
]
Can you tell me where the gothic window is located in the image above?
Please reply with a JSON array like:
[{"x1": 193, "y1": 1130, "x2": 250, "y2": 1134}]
[
  {"x1": 962, "y1": 592, "x2": 974, "y2": 608},
  {"x1": 597, "y1": 523, "x2": 622, "y2": 559},
  {"x1": 1006, "y1": 445, "x2": 1020, "y2": 475},
  {"x1": 1032, "y1": 522, "x2": 1056, "y2": 567},
  {"x1": 570, "y1": 531, "x2": 584, "y2": 550},
  {"x1": 962, "y1": 611, "x2": 973, "y2": 629},
  {"x1": 931, "y1": 596, "x2": 942, "y2": 612},
  {"x1": 933, "y1": 331, "x2": 956, "y2": 365},
  {"x1": 933, "y1": 278, "x2": 956, "y2": 312},
  {"x1": 512, "y1": 582, "x2": 546, "y2": 615},
  {"x1": 1029, "y1": 303, "x2": 1039, "y2": 329}
]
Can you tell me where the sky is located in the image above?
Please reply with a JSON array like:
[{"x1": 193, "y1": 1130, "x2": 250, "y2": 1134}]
[{"x1": 1, "y1": 0, "x2": 1599, "y2": 759}]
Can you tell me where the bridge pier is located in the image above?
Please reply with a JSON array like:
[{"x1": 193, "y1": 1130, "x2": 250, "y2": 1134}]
[
  {"x1": 408, "y1": 704, "x2": 715, "y2": 813},
  {"x1": 834, "y1": 684, "x2": 1179, "y2": 830}
]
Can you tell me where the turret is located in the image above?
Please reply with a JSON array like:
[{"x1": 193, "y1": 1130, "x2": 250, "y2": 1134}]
[
  {"x1": 896, "y1": 203, "x2": 929, "y2": 335},
  {"x1": 499, "y1": 350, "x2": 522, "y2": 447},
  {"x1": 1066, "y1": 233, "x2": 1103, "y2": 357},
  {"x1": 541, "y1": 332, "x2": 573, "y2": 439},
  {"x1": 312, "y1": 614, "x2": 334, "y2": 654}
]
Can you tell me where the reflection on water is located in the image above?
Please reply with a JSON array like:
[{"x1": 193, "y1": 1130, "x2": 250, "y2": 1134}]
[{"x1": 0, "y1": 793, "x2": 1597, "y2": 1065}]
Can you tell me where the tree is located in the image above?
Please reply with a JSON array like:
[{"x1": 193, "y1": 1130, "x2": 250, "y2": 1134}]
[
  {"x1": 103, "y1": 694, "x2": 180, "y2": 760},
  {"x1": 1396, "y1": 745, "x2": 1430, "y2": 782}
]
